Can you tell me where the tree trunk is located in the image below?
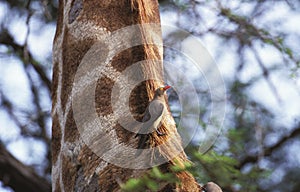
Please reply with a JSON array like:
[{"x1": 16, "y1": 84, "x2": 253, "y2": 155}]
[{"x1": 52, "y1": 0, "x2": 200, "y2": 191}]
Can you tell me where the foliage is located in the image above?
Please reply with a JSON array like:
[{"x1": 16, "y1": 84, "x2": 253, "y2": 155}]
[
  {"x1": 121, "y1": 166, "x2": 179, "y2": 192},
  {"x1": 121, "y1": 149, "x2": 270, "y2": 192}
]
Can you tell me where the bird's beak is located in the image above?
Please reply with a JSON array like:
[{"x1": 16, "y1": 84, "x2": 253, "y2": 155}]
[{"x1": 163, "y1": 85, "x2": 171, "y2": 91}]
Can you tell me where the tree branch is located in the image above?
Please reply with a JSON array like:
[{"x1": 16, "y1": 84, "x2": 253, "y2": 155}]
[
  {"x1": 0, "y1": 29, "x2": 51, "y2": 91},
  {"x1": 0, "y1": 144, "x2": 51, "y2": 192},
  {"x1": 238, "y1": 125, "x2": 300, "y2": 168}
]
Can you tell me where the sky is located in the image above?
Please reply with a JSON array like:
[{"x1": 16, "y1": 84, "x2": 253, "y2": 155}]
[
  {"x1": 160, "y1": 3, "x2": 300, "y2": 128},
  {"x1": 0, "y1": 2, "x2": 53, "y2": 191}
]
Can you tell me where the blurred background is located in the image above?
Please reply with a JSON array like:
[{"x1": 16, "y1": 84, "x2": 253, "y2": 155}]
[{"x1": 0, "y1": 0, "x2": 299, "y2": 191}]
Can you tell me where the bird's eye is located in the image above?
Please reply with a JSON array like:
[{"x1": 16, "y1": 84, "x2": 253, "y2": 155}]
[{"x1": 159, "y1": 88, "x2": 163, "y2": 91}]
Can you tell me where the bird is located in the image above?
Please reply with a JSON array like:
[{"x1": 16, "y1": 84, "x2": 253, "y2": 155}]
[
  {"x1": 135, "y1": 85, "x2": 171, "y2": 157},
  {"x1": 202, "y1": 182, "x2": 223, "y2": 192}
]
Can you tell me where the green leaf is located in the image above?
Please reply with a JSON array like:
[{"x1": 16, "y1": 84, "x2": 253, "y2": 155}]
[
  {"x1": 146, "y1": 180, "x2": 159, "y2": 191},
  {"x1": 121, "y1": 178, "x2": 143, "y2": 191}
]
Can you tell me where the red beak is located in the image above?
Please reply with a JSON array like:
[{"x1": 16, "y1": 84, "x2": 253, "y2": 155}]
[{"x1": 163, "y1": 85, "x2": 171, "y2": 91}]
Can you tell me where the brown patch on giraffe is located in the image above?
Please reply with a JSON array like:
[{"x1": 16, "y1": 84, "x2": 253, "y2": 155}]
[
  {"x1": 61, "y1": 154, "x2": 77, "y2": 191},
  {"x1": 110, "y1": 45, "x2": 146, "y2": 72},
  {"x1": 78, "y1": 145, "x2": 102, "y2": 178},
  {"x1": 77, "y1": 1, "x2": 139, "y2": 32},
  {"x1": 74, "y1": 166, "x2": 99, "y2": 191},
  {"x1": 129, "y1": 81, "x2": 150, "y2": 121},
  {"x1": 61, "y1": 28, "x2": 94, "y2": 112},
  {"x1": 114, "y1": 123, "x2": 135, "y2": 145},
  {"x1": 64, "y1": 108, "x2": 80, "y2": 143},
  {"x1": 131, "y1": 0, "x2": 164, "y2": 86},
  {"x1": 95, "y1": 76, "x2": 114, "y2": 116},
  {"x1": 98, "y1": 164, "x2": 134, "y2": 191},
  {"x1": 52, "y1": 112, "x2": 61, "y2": 165},
  {"x1": 68, "y1": 0, "x2": 83, "y2": 24}
]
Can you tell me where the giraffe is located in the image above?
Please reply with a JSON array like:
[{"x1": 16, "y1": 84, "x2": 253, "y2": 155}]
[{"x1": 52, "y1": 0, "x2": 200, "y2": 191}]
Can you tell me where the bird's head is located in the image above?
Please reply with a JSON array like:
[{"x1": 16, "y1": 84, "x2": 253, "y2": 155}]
[{"x1": 155, "y1": 85, "x2": 171, "y2": 97}]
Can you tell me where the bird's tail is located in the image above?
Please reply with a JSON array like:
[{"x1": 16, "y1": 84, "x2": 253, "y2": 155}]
[{"x1": 135, "y1": 134, "x2": 149, "y2": 157}]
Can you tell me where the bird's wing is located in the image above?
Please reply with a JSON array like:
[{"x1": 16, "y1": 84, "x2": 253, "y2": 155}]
[
  {"x1": 135, "y1": 104, "x2": 152, "y2": 136},
  {"x1": 140, "y1": 101, "x2": 164, "y2": 133},
  {"x1": 135, "y1": 134, "x2": 149, "y2": 157},
  {"x1": 142, "y1": 106, "x2": 151, "y2": 122},
  {"x1": 135, "y1": 101, "x2": 164, "y2": 155},
  {"x1": 148, "y1": 100, "x2": 164, "y2": 122}
]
